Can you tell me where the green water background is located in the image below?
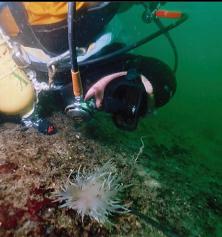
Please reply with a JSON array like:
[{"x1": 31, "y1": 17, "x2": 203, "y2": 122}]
[
  {"x1": 84, "y1": 4, "x2": 222, "y2": 235},
  {"x1": 95, "y1": 2, "x2": 222, "y2": 175},
  {"x1": 92, "y1": 3, "x2": 222, "y2": 235}
]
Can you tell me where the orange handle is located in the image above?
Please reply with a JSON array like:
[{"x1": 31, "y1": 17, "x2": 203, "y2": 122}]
[
  {"x1": 155, "y1": 10, "x2": 182, "y2": 19},
  {"x1": 71, "y1": 70, "x2": 83, "y2": 97}
]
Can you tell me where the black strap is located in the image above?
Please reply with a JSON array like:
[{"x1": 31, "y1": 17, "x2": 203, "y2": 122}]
[
  {"x1": 6, "y1": 2, "x2": 57, "y2": 57},
  {"x1": 7, "y1": 3, "x2": 29, "y2": 34}
]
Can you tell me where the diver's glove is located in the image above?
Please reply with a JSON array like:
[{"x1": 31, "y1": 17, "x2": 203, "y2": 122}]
[{"x1": 21, "y1": 116, "x2": 56, "y2": 135}]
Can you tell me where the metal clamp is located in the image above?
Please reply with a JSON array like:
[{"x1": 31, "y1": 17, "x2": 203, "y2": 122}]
[
  {"x1": 48, "y1": 64, "x2": 57, "y2": 86},
  {"x1": 141, "y1": 2, "x2": 161, "y2": 24},
  {"x1": 11, "y1": 43, "x2": 31, "y2": 69}
]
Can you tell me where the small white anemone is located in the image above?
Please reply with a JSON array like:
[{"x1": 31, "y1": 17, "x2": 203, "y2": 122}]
[{"x1": 53, "y1": 161, "x2": 129, "y2": 224}]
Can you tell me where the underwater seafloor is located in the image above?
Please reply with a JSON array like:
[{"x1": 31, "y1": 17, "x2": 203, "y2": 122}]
[{"x1": 0, "y1": 111, "x2": 221, "y2": 237}]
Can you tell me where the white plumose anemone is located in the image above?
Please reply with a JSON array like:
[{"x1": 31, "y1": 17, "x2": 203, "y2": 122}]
[{"x1": 53, "y1": 161, "x2": 129, "y2": 224}]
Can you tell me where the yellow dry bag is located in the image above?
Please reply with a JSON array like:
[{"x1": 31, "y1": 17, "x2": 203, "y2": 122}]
[{"x1": 0, "y1": 33, "x2": 35, "y2": 116}]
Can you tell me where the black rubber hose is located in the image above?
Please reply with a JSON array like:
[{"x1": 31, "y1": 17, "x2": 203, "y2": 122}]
[
  {"x1": 68, "y1": 2, "x2": 78, "y2": 72},
  {"x1": 154, "y1": 18, "x2": 179, "y2": 73}
]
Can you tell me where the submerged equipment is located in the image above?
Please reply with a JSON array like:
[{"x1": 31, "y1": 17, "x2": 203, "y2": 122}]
[
  {"x1": 2, "y1": 2, "x2": 188, "y2": 74},
  {"x1": 0, "y1": 2, "x2": 189, "y2": 126},
  {"x1": 61, "y1": 2, "x2": 188, "y2": 124},
  {"x1": 61, "y1": 2, "x2": 187, "y2": 124},
  {"x1": 64, "y1": 2, "x2": 95, "y2": 122}
]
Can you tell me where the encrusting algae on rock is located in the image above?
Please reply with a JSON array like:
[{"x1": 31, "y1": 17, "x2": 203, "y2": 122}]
[{"x1": 52, "y1": 160, "x2": 130, "y2": 224}]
